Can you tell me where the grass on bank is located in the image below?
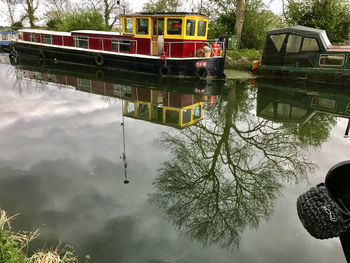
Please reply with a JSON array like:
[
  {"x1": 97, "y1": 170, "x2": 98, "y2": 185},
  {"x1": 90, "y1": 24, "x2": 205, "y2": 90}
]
[
  {"x1": 225, "y1": 49, "x2": 262, "y2": 71},
  {"x1": 0, "y1": 209, "x2": 78, "y2": 263}
]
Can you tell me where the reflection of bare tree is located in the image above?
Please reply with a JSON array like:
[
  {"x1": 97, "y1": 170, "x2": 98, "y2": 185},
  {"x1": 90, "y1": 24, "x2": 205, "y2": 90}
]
[
  {"x1": 151, "y1": 81, "x2": 314, "y2": 249},
  {"x1": 12, "y1": 66, "x2": 49, "y2": 95}
]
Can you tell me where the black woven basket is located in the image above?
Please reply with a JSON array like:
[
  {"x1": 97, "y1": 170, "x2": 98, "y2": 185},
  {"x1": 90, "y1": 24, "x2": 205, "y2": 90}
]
[{"x1": 297, "y1": 183, "x2": 350, "y2": 239}]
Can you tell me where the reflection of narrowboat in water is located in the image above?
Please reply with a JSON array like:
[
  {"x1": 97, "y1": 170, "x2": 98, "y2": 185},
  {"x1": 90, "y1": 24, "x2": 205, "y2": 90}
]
[
  {"x1": 256, "y1": 78, "x2": 350, "y2": 124},
  {"x1": 254, "y1": 26, "x2": 350, "y2": 84},
  {"x1": 0, "y1": 53, "x2": 11, "y2": 64},
  {"x1": 14, "y1": 61, "x2": 220, "y2": 129},
  {"x1": 11, "y1": 13, "x2": 226, "y2": 79},
  {"x1": 0, "y1": 31, "x2": 17, "y2": 52}
]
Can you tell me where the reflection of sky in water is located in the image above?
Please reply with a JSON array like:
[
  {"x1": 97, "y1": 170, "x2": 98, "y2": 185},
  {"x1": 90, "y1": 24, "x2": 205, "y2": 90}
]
[{"x1": 0, "y1": 63, "x2": 347, "y2": 262}]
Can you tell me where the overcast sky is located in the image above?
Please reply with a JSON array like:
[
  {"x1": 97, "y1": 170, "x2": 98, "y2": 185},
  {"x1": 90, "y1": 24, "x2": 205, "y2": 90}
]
[
  {"x1": 0, "y1": 0, "x2": 283, "y2": 27},
  {"x1": 129, "y1": 0, "x2": 283, "y2": 14}
]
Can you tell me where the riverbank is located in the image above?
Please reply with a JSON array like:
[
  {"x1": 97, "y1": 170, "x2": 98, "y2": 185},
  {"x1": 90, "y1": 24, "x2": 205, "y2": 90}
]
[
  {"x1": 0, "y1": 209, "x2": 79, "y2": 263},
  {"x1": 225, "y1": 49, "x2": 261, "y2": 71}
]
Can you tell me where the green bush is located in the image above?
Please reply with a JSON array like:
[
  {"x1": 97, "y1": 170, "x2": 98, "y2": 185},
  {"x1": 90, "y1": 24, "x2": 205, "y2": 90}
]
[
  {"x1": 57, "y1": 9, "x2": 109, "y2": 32},
  {"x1": 225, "y1": 49, "x2": 261, "y2": 70},
  {"x1": 208, "y1": 0, "x2": 284, "y2": 49},
  {"x1": 284, "y1": 0, "x2": 350, "y2": 43},
  {"x1": 226, "y1": 49, "x2": 261, "y2": 61}
]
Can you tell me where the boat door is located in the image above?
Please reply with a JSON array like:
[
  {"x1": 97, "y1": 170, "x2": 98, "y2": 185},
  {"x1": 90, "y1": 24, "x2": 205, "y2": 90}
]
[{"x1": 152, "y1": 18, "x2": 164, "y2": 56}]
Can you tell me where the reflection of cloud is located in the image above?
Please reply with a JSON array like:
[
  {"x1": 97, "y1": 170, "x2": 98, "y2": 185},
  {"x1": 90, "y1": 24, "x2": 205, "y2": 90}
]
[
  {"x1": 0, "y1": 64, "x2": 346, "y2": 262},
  {"x1": 1, "y1": 158, "x2": 344, "y2": 263},
  {"x1": 0, "y1": 73, "x2": 163, "y2": 169}
]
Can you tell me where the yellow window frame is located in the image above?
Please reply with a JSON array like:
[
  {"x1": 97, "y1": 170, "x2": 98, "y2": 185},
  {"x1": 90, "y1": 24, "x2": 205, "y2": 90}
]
[
  {"x1": 124, "y1": 101, "x2": 152, "y2": 119},
  {"x1": 163, "y1": 102, "x2": 203, "y2": 127},
  {"x1": 164, "y1": 17, "x2": 185, "y2": 40},
  {"x1": 196, "y1": 19, "x2": 208, "y2": 40},
  {"x1": 122, "y1": 16, "x2": 151, "y2": 39}
]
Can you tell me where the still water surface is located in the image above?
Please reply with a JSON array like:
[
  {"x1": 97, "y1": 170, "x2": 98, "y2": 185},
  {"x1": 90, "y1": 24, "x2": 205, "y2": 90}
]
[{"x1": 0, "y1": 57, "x2": 349, "y2": 262}]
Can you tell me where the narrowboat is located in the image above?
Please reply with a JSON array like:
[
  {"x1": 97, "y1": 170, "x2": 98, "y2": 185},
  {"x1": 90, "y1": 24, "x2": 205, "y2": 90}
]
[
  {"x1": 254, "y1": 26, "x2": 350, "y2": 85},
  {"x1": 0, "y1": 31, "x2": 17, "y2": 52},
  {"x1": 10, "y1": 13, "x2": 226, "y2": 79}
]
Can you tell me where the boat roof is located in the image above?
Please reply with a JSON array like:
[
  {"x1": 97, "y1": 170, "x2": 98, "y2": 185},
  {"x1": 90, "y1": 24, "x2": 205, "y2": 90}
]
[
  {"x1": 267, "y1": 25, "x2": 325, "y2": 35},
  {"x1": 123, "y1": 12, "x2": 208, "y2": 19},
  {"x1": 0, "y1": 31, "x2": 16, "y2": 34},
  {"x1": 267, "y1": 25, "x2": 332, "y2": 49},
  {"x1": 71, "y1": 30, "x2": 121, "y2": 36},
  {"x1": 18, "y1": 28, "x2": 71, "y2": 36}
]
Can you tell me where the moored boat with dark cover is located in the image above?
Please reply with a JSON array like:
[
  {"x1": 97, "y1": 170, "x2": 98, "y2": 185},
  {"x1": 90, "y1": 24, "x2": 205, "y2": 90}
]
[
  {"x1": 254, "y1": 26, "x2": 350, "y2": 85},
  {"x1": 0, "y1": 31, "x2": 17, "y2": 52},
  {"x1": 10, "y1": 13, "x2": 226, "y2": 80}
]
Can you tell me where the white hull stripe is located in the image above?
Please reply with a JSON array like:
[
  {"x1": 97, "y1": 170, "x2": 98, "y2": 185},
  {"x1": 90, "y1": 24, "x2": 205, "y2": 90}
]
[{"x1": 17, "y1": 40, "x2": 223, "y2": 61}]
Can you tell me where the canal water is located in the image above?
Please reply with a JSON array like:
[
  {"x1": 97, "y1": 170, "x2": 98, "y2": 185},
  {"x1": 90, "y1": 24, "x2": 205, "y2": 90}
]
[{"x1": 0, "y1": 55, "x2": 349, "y2": 262}]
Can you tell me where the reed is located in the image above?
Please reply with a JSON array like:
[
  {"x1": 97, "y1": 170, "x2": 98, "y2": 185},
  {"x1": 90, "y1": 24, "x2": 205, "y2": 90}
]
[{"x1": 0, "y1": 209, "x2": 78, "y2": 263}]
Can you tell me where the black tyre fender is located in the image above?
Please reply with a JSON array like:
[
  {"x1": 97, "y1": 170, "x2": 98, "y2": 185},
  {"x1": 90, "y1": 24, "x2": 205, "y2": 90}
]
[
  {"x1": 335, "y1": 73, "x2": 343, "y2": 82},
  {"x1": 159, "y1": 65, "x2": 170, "y2": 76},
  {"x1": 96, "y1": 69, "x2": 105, "y2": 79},
  {"x1": 95, "y1": 53, "x2": 104, "y2": 66},
  {"x1": 195, "y1": 67, "x2": 208, "y2": 79},
  {"x1": 39, "y1": 50, "x2": 46, "y2": 65}
]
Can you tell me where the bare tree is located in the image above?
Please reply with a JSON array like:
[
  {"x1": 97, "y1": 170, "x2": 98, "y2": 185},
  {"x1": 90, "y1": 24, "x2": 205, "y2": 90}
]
[
  {"x1": 21, "y1": 0, "x2": 40, "y2": 28},
  {"x1": 45, "y1": 0, "x2": 71, "y2": 17},
  {"x1": 89, "y1": 0, "x2": 132, "y2": 30},
  {"x1": 1, "y1": 0, "x2": 21, "y2": 26}
]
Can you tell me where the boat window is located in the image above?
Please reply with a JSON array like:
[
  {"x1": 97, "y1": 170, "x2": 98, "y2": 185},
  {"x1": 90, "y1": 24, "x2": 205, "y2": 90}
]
[
  {"x1": 182, "y1": 108, "x2": 192, "y2": 124},
  {"x1": 113, "y1": 84, "x2": 132, "y2": 97},
  {"x1": 153, "y1": 18, "x2": 164, "y2": 36},
  {"x1": 302, "y1": 37, "x2": 319, "y2": 52},
  {"x1": 126, "y1": 102, "x2": 135, "y2": 115},
  {"x1": 346, "y1": 104, "x2": 350, "y2": 115},
  {"x1": 2, "y1": 34, "x2": 8, "y2": 40},
  {"x1": 112, "y1": 38, "x2": 131, "y2": 52},
  {"x1": 286, "y1": 34, "x2": 302, "y2": 53},
  {"x1": 186, "y1": 19, "x2": 196, "y2": 36},
  {"x1": 34, "y1": 71, "x2": 42, "y2": 80},
  {"x1": 158, "y1": 19, "x2": 164, "y2": 35},
  {"x1": 291, "y1": 107, "x2": 308, "y2": 119},
  {"x1": 136, "y1": 18, "x2": 149, "y2": 35},
  {"x1": 270, "y1": 34, "x2": 286, "y2": 52},
  {"x1": 137, "y1": 103, "x2": 149, "y2": 119},
  {"x1": 197, "y1": 20, "x2": 207, "y2": 37},
  {"x1": 167, "y1": 19, "x2": 182, "y2": 35},
  {"x1": 193, "y1": 105, "x2": 201, "y2": 120},
  {"x1": 321, "y1": 31, "x2": 332, "y2": 48},
  {"x1": 311, "y1": 97, "x2": 336, "y2": 110},
  {"x1": 124, "y1": 18, "x2": 133, "y2": 34},
  {"x1": 277, "y1": 103, "x2": 291, "y2": 119},
  {"x1": 319, "y1": 54, "x2": 345, "y2": 66},
  {"x1": 43, "y1": 35, "x2": 53, "y2": 44},
  {"x1": 77, "y1": 78, "x2": 91, "y2": 91},
  {"x1": 74, "y1": 36, "x2": 88, "y2": 48},
  {"x1": 29, "y1": 33, "x2": 37, "y2": 42},
  {"x1": 47, "y1": 74, "x2": 56, "y2": 82},
  {"x1": 151, "y1": 105, "x2": 163, "y2": 122},
  {"x1": 260, "y1": 103, "x2": 274, "y2": 118},
  {"x1": 165, "y1": 109, "x2": 179, "y2": 124}
]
